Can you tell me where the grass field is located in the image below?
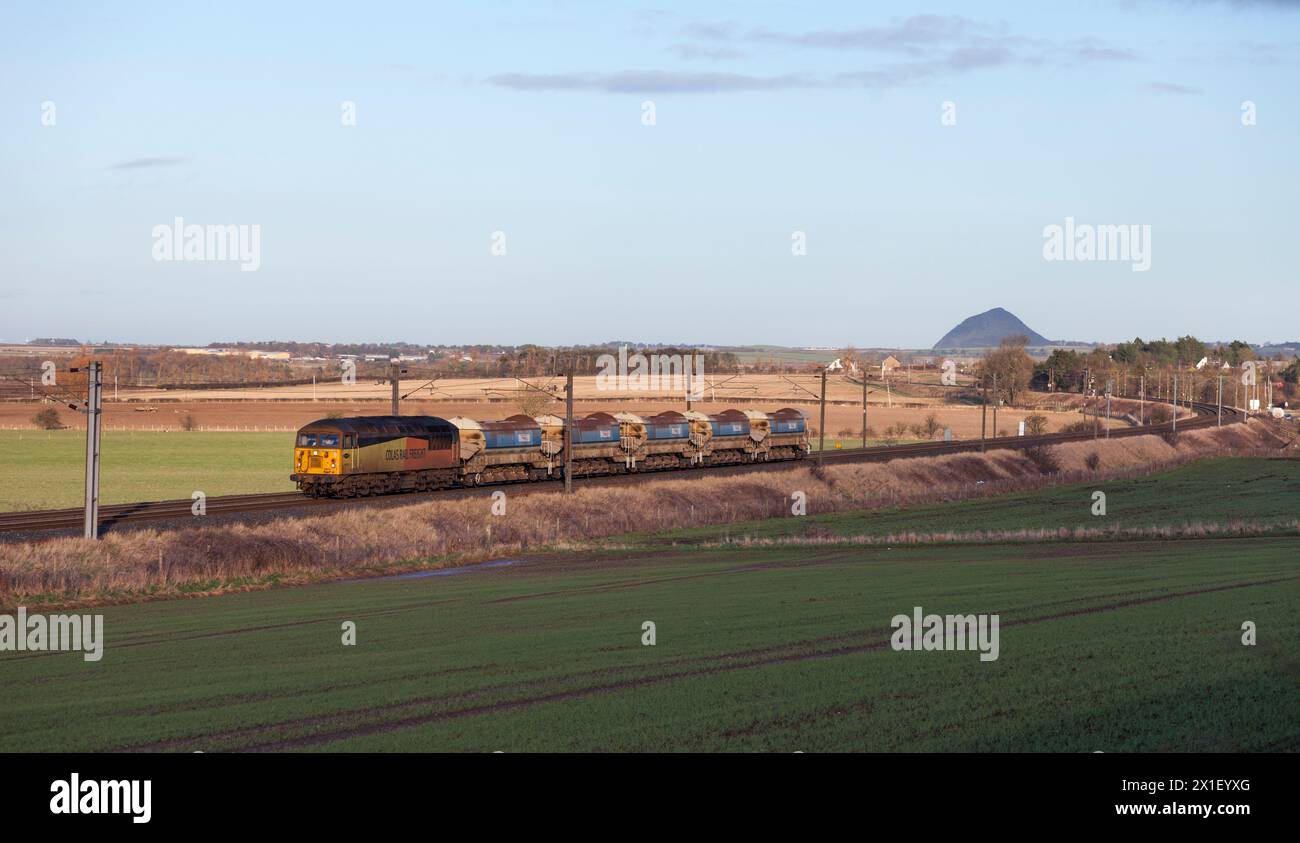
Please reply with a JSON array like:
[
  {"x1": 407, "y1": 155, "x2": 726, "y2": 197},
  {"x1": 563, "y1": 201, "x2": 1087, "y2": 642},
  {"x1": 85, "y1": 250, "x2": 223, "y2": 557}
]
[
  {"x1": 0, "y1": 427, "x2": 920, "y2": 510},
  {"x1": 0, "y1": 430, "x2": 295, "y2": 511},
  {"x1": 1, "y1": 538, "x2": 1293, "y2": 752},
  {"x1": 0, "y1": 410, "x2": 1130, "y2": 512},
  {"x1": 2, "y1": 457, "x2": 1296, "y2": 752},
  {"x1": 651, "y1": 457, "x2": 1300, "y2": 544}
]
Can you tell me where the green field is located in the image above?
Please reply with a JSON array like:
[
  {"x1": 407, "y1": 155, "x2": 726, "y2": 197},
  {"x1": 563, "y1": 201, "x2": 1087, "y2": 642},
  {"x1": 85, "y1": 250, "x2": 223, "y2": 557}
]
[
  {"x1": 0, "y1": 427, "x2": 915, "y2": 510},
  {"x1": 1, "y1": 538, "x2": 1293, "y2": 752},
  {"x1": 652, "y1": 457, "x2": 1300, "y2": 544},
  {"x1": 2, "y1": 457, "x2": 1296, "y2": 752},
  {"x1": 0, "y1": 430, "x2": 295, "y2": 511}
]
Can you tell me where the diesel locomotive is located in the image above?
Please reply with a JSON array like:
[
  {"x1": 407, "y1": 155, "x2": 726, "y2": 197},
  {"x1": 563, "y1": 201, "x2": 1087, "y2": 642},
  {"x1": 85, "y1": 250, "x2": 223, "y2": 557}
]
[{"x1": 290, "y1": 408, "x2": 809, "y2": 497}]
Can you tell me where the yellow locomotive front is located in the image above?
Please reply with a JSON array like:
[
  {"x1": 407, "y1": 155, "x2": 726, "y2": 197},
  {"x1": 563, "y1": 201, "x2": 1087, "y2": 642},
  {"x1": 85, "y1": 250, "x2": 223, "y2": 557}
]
[
  {"x1": 291, "y1": 416, "x2": 460, "y2": 497},
  {"x1": 293, "y1": 429, "x2": 345, "y2": 477}
]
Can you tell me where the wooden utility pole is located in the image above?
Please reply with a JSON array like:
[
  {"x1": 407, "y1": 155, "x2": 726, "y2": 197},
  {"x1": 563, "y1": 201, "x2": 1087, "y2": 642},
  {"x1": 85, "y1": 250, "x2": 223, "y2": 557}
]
[
  {"x1": 817, "y1": 367, "x2": 827, "y2": 466},
  {"x1": 564, "y1": 365, "x2": 574, "y2": 493},
  {"x1": 1139, "y1": 374, "x2": 1145, "y2": 425},
  {"x1": 1217, "y1": 375, "x2": 1223, "y2": 426}
]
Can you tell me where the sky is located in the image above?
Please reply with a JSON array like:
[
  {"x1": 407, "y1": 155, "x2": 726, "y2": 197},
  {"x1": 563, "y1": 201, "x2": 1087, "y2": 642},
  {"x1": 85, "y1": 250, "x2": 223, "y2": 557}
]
[{"x1": 1, "y1": 0, "x2": 1297, "y2": 349}]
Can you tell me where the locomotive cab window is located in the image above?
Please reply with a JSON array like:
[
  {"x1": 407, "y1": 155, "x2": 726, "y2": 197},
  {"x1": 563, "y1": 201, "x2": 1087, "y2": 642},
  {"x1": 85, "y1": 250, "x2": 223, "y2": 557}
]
[
  {"x1": 319, "y1": 434, "x2": 340, "y2": 448},
  {"x1": 298, "y1": 434, "x2": 317, "y2": 447},
  {"x1": 343, "y1": 434, "x2": 356, "y2": 449}
]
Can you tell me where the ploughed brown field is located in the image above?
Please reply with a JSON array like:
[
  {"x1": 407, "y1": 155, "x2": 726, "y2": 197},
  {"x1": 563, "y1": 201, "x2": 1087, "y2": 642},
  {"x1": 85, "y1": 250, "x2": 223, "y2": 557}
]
[
  {"x1": 4, "y1": 375, "x2": 1131, "y2": 437},
  {"x1": 0, "y1": 398, "x2": 1117, "y2": 439}
]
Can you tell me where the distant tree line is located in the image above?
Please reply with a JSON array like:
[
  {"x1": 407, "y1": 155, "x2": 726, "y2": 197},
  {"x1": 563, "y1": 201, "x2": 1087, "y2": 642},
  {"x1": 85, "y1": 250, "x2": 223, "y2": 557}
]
[{"x1": 961, "y1": 333, "x2": 1298, "y2": 407}]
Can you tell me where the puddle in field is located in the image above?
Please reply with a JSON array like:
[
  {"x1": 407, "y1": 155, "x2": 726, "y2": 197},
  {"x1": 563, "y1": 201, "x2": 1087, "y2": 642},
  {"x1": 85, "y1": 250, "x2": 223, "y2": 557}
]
[{"x1": 348, "y1": 559, "x2": 522, "y2": 584}]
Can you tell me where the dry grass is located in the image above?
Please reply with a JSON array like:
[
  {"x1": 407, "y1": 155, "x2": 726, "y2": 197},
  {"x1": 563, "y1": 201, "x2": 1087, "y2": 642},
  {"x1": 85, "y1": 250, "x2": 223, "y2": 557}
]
[
  {"x1": 714, "y1": 519, "x2": 1300, "y2": 549},
  {"x1": 0, "y1": 423, "x2": 1285, "y2": 608}
]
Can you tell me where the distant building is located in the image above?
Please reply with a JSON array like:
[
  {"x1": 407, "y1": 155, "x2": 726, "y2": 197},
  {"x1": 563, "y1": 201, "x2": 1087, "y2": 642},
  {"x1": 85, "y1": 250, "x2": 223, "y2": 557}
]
[{"x1": 177, "y1": 347, "x2": 289, "y2": 360}]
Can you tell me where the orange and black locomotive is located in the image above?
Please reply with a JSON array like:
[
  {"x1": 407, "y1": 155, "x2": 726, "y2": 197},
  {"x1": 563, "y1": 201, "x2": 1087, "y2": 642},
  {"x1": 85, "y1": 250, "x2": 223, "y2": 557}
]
[{"x1": 291, "y1": 408, "x2": 809, "y2": 498}]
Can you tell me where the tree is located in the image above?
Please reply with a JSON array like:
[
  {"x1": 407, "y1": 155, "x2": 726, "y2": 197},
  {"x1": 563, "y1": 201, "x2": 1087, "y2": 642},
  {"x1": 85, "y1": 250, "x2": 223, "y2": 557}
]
[
  {"x1": 1036, "y1": 348, "x2": 1083, "y2": 392},
  {"x1": 1222, "y1": 340, "x2": 1256, "y2": 367},
  {"x1": 32, "y1": 407, "x2": 63, "y2": 430},
  {"x1": 1173, "y1": 335, "x2": 1207, "y2": 367},
  {"x1": 1281, "y1": 358, "x2": 1299, "y2": 399},
  {"x1": 977, "y1": 336, "x2": 1034, "y2": 405},
  {"x1": 516, "y1": 381, "x2": 556, "y2": 417},
  {"x1": 1023, "y1": 413, "x2": 1049, "y2": 435}
]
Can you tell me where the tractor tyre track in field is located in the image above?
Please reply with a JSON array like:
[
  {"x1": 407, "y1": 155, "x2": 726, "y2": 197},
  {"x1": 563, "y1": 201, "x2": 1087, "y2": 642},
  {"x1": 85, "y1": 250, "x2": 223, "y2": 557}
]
[
  {"x1": 110, "y1": 571, "x2": 1298, "y2": 752},
  {"x1": 0, "y1": 597, "x2": 467, "y2": 662}
]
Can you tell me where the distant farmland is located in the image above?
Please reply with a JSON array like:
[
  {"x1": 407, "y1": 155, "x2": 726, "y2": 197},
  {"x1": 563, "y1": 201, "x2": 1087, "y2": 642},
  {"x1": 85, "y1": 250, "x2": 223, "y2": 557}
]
[
  {"x1": 0, "y1": 430, "x2": 294, "y2": 511},
  {"x1": 0, "y1": 396, "x2": 1108, "y2": 510}
]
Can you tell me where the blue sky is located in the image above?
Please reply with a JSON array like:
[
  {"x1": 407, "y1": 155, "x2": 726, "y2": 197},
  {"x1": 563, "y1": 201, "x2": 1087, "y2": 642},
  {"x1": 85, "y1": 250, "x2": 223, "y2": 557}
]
[{"x1": 1, "y1": 0, "x2": 1297, "y2": 348}]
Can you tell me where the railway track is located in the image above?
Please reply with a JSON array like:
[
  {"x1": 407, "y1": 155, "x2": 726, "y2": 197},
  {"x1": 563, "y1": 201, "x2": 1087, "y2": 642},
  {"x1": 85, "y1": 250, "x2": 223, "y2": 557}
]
[{"x1": 0, "y1": 399, "x2": 1241, "y2": 537}]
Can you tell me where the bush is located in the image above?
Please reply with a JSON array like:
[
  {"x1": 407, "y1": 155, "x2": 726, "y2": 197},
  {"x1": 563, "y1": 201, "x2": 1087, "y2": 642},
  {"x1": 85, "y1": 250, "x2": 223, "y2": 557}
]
[
  {"x1": 1023, "y1": 413, "x2": 1049, "y2": 435},
  {"x1": 922, "y1": 413, "x2": 942, "y2": 438},
  {"x1": 31, "y1": 407, "x2": 63, "y2": 430},
  {"x1": 1084, "y1": 451, "x2": 1101, "y2": 471},
  {"x1": 1022, "y1": 445, "x2": 1060, "y2": 474},
  {"x1": 1059, "y1": 420, "x2": 1093, "y2": 435},
  {"x1": 181, "y1": 414, "x2": 198, "y2": 431},
  {"x1": 517, "y1": 388, "x2": 554, "y2": 418},
  {"x1": 1146, "y1": 405, "x2": 1171, "y2": 425}
]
